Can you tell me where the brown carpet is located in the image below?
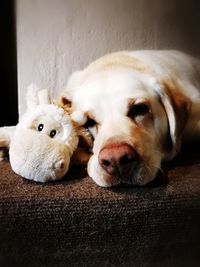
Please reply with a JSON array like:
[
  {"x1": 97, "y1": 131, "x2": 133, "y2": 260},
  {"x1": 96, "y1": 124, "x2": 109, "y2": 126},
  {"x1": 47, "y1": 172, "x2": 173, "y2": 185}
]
[{"x1": 0, "y1": 144, "x2": 200, "y2": 267}]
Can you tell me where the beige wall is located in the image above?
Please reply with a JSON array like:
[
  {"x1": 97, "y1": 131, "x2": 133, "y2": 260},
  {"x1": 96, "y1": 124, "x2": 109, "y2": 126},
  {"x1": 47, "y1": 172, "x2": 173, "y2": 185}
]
[{"x1": 17, "y1": 0, "x2": 200, "y2": 115}]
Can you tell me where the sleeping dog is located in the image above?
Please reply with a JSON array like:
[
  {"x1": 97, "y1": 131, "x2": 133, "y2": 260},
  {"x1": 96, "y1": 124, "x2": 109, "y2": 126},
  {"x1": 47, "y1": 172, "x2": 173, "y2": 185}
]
[{"x1": 61, "y1": 50, "x2": 200, "y2": 187}]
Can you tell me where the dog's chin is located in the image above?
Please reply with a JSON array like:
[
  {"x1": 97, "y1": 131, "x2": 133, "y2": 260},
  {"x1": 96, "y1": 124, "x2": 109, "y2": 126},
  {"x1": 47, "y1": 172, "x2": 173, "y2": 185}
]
[
  {"x1": 94, "y1": 174, "x2": 120, "y2": 188},
  {"x1": 87, "y1": 155, "x2": 158, "y2": 187}
]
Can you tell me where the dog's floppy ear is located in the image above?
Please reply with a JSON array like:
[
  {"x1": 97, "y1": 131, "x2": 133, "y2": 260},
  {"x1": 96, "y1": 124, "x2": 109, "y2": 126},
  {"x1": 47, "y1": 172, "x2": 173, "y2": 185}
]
[
  {"x1": 59, "y1": 96, "x2": 72, "y2": 114},
  {"x1": 155, "y1": 80, "x2": 191, "y2": 157},
  {"x1": 60, "y1": 96, "x2": 72, "y2": 108}
]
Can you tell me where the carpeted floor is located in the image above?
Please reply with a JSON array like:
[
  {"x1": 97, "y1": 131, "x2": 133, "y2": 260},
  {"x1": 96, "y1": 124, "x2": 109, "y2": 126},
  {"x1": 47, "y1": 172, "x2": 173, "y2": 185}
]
[{"x1": 0, "y1": 144, "x2": 200, "y2": 267}]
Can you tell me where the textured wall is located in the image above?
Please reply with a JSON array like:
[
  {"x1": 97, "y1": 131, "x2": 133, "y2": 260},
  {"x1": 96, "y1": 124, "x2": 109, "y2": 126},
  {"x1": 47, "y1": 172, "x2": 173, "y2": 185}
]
[{"x1": 16, "y1": 0, "x2": 200, "y2": 115}]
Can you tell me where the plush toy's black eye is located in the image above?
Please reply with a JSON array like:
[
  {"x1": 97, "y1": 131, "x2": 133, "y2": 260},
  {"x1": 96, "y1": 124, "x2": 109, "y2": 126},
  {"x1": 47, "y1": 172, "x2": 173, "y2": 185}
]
[
  {"x1": 38, "y1": 124, "x2": 44, "y2": 131},
  {"x1": 50, "y1": 129, "x2": 56, "y2": 138}
]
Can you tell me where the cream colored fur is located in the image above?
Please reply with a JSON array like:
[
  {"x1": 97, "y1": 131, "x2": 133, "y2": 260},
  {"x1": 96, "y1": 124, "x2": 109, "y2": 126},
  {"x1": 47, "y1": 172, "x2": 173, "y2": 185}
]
[{"x1": 61, "y1": 50, "x2": 200, "y2": 187}]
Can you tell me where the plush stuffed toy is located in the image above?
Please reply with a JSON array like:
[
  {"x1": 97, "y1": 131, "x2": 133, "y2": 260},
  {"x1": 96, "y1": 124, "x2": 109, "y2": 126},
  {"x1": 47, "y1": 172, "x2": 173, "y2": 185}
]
[{"x1": 0, "y1": 84, "x2": 90, "y2": 183}]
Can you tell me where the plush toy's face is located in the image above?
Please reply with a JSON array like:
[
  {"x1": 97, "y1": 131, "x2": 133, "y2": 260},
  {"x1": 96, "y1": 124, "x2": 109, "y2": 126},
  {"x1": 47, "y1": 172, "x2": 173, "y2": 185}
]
[
  {"x1": 19, "y1": 105, "x2": 77, "y2": 147},
  {"x1": 9, "y1": 104, "x2": 78, "y2": 182}
]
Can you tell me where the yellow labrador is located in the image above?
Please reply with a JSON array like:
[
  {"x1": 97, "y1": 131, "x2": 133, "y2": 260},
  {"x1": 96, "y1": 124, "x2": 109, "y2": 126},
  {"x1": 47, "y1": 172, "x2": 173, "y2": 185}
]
[{"x1": 61, "y1": 50, "x2": 200, "y2": 187}]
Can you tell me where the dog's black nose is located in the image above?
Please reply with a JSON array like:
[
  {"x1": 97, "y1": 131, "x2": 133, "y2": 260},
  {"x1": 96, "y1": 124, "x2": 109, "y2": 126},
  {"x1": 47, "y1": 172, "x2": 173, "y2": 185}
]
[{"x1": 99, "y1": 142, "x2": 137, "y2": 177}]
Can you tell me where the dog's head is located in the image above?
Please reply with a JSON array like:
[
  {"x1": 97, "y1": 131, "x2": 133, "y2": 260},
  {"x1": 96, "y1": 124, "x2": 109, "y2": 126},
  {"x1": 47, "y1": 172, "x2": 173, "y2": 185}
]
[{"x1": 61, "y1": 64, "x2": 191, "y2": 187}]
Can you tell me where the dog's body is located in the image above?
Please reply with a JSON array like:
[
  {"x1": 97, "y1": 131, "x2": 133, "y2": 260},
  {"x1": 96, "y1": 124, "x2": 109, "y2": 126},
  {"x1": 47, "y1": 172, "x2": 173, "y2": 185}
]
[{"x1": 61, "y1": 50, "x2": 200, "y2": 187}]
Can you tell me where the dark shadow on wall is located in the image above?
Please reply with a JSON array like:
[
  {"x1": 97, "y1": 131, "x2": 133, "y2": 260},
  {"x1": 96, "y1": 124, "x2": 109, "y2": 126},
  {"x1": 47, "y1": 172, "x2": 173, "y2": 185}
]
[
  {"x1": 144, "y1": 0, "x2": 200, "y2": 56},
  {"x1": 0, "y1": 0, "x2": 18, "y2": 127},
  {"x1": 171, "y1": 0, "x2": 200, "y2": 57}
]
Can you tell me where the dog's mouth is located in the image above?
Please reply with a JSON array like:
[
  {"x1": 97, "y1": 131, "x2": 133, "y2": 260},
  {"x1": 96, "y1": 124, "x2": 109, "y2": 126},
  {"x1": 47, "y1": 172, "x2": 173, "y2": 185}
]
[
  {"x1": 102, "y1": 161, "x2": 145, "y2": 187},
  {"x1": 102, "y1": 160, "x2": 141, "y2": 185},
  {"x1": 98, "y1": 160, "x2": 158, "y2": 187}
]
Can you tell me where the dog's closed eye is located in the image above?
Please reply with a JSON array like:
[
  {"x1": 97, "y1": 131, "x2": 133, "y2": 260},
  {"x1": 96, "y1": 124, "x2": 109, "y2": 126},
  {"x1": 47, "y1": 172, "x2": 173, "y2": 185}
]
[
  {"x1": 84, "y1": 118, "x2": 98, "y2": 138},
  {"x1": 84, "y1": 118, "x2": 97, "y2": 128},
  {"x1": 128, "y1": 102, "x2": 150, "y2": 118}
]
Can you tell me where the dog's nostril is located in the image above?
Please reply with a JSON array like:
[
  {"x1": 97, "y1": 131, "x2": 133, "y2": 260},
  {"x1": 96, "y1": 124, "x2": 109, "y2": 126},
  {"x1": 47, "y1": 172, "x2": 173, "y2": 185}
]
[
  {"x1": 119, "y1": 154, "x2": 134, "y2": 165},
  {"x1": 102, "y1": 159, "x2": 111, "y2": 167},
  {"x1": 100, "y1": 159, "x2": 117, "y2": 176},
  {"x1": 54, "y1": 160, "x2": 65, "y2": 170}
]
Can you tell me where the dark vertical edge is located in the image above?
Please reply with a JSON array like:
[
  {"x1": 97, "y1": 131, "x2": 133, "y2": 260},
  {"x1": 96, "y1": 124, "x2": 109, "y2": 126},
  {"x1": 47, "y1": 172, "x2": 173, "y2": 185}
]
[{"x1": 0, "y1": 0, "x2": 18, "y2": 127}]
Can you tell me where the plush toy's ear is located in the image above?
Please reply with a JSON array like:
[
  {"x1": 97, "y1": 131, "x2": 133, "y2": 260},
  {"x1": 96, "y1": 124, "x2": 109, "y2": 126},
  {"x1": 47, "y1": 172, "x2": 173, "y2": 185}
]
[
  {"x1": 38, "y1": 89, "x2": 51, "y2": 105},
  {"x1": 26, "y1": 84, "x2": 51, "y2": 109},
  {"x1": 26, "y1": 83, "x2": 40, "y2": 109},
  {"x1": 0, "y1": 126, "x2": 15, "y2": 148},
  {"x1": 155, "y1": 80, "x2": 191, "y2": 157}
]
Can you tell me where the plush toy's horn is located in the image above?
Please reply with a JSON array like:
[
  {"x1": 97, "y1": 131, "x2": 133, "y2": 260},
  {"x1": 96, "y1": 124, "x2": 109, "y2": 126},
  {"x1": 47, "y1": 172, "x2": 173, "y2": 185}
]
[
  {"x1": 26, "y1": 83, "x2": 40, "y2": 109},
  {"x1": 38, "y1": 89, "x2": 51, "y2": 105},
  {"x1": 26, "y1": 84, "x2": 51, "y2": 109}
]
